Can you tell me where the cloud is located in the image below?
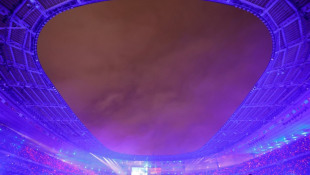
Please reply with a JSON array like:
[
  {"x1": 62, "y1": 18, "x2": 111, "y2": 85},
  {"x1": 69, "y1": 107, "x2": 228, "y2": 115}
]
[{"x1": 38, "y1": 0, "x2": 272, "y2": 155}]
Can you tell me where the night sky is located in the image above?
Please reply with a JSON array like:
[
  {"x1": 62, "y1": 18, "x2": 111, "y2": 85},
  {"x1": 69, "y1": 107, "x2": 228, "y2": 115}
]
[{"x1": 38, "y1": 0, "x2": 272, "y2": 155}]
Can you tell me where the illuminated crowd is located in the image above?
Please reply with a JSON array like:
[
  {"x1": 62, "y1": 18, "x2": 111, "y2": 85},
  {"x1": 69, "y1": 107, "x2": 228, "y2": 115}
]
[
  {"x1": 1, "y1": 124, "x2": 310, "y2": 174},
  {"x1": 186, "y1": 135, "x2": 310, "y2": 175},
  {"x1": 0, "y1": 126, "x2": 97, "y2": 174},
  {"x1": 0, "y1": 154, "x2": 67, "y2": 174}
]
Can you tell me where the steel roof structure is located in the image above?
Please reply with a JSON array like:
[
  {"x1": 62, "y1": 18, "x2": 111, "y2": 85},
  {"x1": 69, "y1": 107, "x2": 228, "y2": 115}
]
[{"x1": 0, "y1": 0, "x2": 309, "y2": 162}]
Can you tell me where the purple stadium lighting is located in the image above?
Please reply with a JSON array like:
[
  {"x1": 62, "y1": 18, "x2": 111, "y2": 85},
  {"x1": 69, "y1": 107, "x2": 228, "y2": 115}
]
[{"x1": 0, "y1": 0, "x2": 310, "y2": 174}]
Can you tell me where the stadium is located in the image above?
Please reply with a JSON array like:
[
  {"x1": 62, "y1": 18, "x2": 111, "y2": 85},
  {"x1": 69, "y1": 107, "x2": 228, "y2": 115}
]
[{"x1": 0, "y1": 0, "x2": 310, "y2": 174}]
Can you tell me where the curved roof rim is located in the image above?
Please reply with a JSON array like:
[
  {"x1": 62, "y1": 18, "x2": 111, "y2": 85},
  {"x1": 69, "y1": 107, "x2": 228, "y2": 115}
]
[{"x1": 2, "y1": 0, "x2": 308, "y2": 161}]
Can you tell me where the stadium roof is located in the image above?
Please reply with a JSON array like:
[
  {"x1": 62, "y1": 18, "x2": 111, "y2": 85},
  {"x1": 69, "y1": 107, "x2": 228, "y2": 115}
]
[{"x1": 0, "y1": 0, "x2": 309, "y2": 161}]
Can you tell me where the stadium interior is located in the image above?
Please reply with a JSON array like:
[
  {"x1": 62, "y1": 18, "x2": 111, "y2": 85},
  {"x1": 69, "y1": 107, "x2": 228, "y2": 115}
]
[{"x1": 0, "y1": 0, "x2": 310, "y2": 174}]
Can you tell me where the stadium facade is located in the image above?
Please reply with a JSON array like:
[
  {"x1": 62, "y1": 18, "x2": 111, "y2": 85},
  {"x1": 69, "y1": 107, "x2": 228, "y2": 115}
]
[{"x1": 0, "y1": 0, "x2": 310, "y2": 174}]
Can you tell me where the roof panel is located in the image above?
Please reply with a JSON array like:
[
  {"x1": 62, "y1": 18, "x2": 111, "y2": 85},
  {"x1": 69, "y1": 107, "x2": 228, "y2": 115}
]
[
  {"x1": 268, "y1": 1, "x2": 295, "y2": 26},
  {"x1": 284, "y1": 20, "x2": 301, "y2": 44}
]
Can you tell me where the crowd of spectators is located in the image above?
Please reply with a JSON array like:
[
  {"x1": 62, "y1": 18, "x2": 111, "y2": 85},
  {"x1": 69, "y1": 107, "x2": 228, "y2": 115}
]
[
  {"x1": 0, "y1": 126, "x2": 97, "y2": 174},
  {"x1": 184, "y1": 153, "x2": 310, "y2": 175},
  {"x1": 1, "y1": 123, "x2": 310, "y2": 174},
  {"x1": 184, "y1": 135, "x2": 310, "y2": 175},
  {"x1": 0, "y1": 154, "x2": 67, "y2": 174},
  {"x1": 216, "y1": 135, "x2": 310, "y2": 174},
  {"x1": 252, "y1": 154, "x2": 310, "y2": 175},
  {"x1": 18, "y1": 145, "x2": 97, "y2": 175}
]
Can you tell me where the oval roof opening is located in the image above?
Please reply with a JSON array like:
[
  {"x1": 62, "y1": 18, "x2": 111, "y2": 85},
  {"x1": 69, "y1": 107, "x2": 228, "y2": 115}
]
[{"x1": 38, "y1": 0, "x2": 272, "y2": 155}]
